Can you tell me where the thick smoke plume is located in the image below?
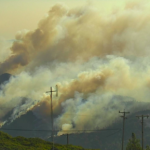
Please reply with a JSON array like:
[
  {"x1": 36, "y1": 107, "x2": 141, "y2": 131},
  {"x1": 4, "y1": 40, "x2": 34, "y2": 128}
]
[{"x1": 0, "y1": 1, "x2": 150, "y2": 134}]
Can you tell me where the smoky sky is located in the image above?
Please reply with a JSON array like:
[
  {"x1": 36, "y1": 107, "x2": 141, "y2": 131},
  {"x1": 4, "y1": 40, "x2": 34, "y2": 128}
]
[{"x1": 0, "y1": 1, "x2": 150, "y2": 134}]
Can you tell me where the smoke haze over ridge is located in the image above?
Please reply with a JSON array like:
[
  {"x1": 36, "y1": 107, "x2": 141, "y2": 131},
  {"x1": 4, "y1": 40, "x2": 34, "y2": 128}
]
[{"x1": 0, "y1": 0, "x2": 150, "y2": 134}]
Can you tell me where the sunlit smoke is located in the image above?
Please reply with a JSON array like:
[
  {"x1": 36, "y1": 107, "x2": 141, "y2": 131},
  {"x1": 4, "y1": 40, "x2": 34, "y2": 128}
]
[{"x1": 0, "y1": 1, "x2": 150, "y2": 135}]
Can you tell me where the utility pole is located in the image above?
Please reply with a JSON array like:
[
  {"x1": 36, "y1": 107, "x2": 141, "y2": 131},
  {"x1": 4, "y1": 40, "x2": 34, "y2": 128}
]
[
  {"x1": 136, "y1": 115, "x2": 149, "y2": 150},
  {"x1": 46, "y1": 85, "x2": 58, "y2": 150},
  {"x1": 67, "y1": 134, "x2": 69, "y2": 145},
  {"x1": 119, "y1": 110, "x2": 130, "y2": 150}
]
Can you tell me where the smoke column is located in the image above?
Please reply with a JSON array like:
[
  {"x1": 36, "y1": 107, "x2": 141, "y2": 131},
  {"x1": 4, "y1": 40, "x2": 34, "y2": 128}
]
[{"x1": 0, "y1": 1, "x2": 150, "y2": 134}]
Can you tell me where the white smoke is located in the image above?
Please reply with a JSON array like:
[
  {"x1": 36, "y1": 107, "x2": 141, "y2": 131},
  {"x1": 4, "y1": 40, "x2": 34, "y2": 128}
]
[{"x1": 0, "y1": 1, "x2": 150, "y2": 134}]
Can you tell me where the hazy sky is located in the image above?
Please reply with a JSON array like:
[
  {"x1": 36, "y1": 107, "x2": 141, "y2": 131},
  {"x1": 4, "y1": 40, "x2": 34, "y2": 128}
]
[{"x1": 0, "y1": 0, "x2": 126, "y2": 39}]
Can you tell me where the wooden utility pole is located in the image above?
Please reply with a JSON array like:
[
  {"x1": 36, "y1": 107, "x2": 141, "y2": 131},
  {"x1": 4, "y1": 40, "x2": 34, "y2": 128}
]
[
  {"x1": 119, "y1": 110, "x2": 130, "y2": 150},
  {"x1": 67, "y1": 134, "x2": 69, "y2": 145},
  {"x1": 46, "y1": 85, "x2": 58, "y2": 150},
  {"x1": 136, "y1": 115, "x2": 149, "y2": 150}
]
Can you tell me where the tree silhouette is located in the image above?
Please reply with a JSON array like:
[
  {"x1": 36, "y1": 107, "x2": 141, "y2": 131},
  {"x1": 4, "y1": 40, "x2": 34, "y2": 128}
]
[
  {"x1": 126, "y1": 133, "x2": 142, "y2": 150},
  {"x1": 146, "y1": 146, "x2": 150, "y2": 150}
]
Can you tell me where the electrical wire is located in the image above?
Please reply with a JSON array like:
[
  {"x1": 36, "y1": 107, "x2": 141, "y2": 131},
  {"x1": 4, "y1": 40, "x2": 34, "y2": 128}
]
[{"x1": 0, "y1": 128, "x2": 121, "y2": 132}]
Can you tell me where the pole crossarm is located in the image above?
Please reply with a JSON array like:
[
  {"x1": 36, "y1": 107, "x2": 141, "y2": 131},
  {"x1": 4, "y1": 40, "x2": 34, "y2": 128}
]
[
  {"x1": 136, "y1": 115, "x2": 149, "y2": 119},
  {"x1": 46, "y1": 85, "x2": 58, "y2": 96},
  {"x1": 119, "y1": 111, "x2": 130, "y2": 113}
]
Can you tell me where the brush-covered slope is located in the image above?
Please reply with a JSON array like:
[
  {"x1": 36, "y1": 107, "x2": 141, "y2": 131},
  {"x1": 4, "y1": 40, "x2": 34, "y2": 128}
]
[{"x1": 0, "y1": 131, "x2": 100, "y2": 150}]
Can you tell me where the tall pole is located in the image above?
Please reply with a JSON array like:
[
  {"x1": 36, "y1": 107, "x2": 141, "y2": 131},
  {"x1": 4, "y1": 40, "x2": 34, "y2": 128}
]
[
  {"x1": 67, "y1": 134, "x2": 69, "y2": 145},
  {"x1": 119, "y1": 110, "x2": 130, "y2": 150},
  {"x1": 51, "y1": 87, "x2": 54, "y2": 150},
  {"x1": 46, "y1": 85, "x2": 58, "y2": 150},
  {"x1": 142, "y1": 116, "x2": 143, "y2": 150},
  {"x1": 136, "y1": 115, "x2": 149, "y2": 150}
]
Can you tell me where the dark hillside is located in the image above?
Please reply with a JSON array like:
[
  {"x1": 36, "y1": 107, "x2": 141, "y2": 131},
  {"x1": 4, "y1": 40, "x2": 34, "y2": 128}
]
[
  {"x1": 0, "y1": 131, "x2": 100, "y2": 150},
  {"x1": 54, "y1": 109, "x2": 150, "y2": 150},
  {"x1": 2, "y1": 111, "x2": 50, "y2": 138}
]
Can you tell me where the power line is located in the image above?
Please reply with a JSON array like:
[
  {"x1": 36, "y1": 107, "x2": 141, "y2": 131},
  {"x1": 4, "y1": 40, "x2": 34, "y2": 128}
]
[
  {"x1": 105, "y1": 129, "x2": 121, "y2": 138},
  {"x1": 0, "y1": 128, "x2": 120, "y2": 132},
  {"x1": 64, "y1": 129, "x2": 121, "y2": 147},
  {"x1": 61, "y1": 114, "x2": 93, "y2": 116}
]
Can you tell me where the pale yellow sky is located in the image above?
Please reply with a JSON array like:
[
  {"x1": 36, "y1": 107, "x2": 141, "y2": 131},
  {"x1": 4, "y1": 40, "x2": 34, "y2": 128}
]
[{"x1": 0, "y1": 0, "x2": 126, "y2": 39}]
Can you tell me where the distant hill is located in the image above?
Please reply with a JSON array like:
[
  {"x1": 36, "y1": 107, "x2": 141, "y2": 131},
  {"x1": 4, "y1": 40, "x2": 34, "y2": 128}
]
[
  {"x1": 54, "y1": 109, "x2": 150, "y2": 150},
  {"x1": 0, "y1": 73, "x2": 11, "y2": 85},
  {"x1": 1, "y1": 109, "x2": 150, "y2": 150},
  {"x1": 0, "y1": 131, "x2": 99, "y2": 150},
  {"x1": 2, "y1": 111, "x2": 50, "y2": 139}
]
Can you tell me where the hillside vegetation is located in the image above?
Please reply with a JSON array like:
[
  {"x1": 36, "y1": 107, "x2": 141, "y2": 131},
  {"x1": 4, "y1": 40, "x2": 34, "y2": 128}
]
[{"x1": 0, "y1": 131, "x2": 100, "y2": 150}]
